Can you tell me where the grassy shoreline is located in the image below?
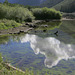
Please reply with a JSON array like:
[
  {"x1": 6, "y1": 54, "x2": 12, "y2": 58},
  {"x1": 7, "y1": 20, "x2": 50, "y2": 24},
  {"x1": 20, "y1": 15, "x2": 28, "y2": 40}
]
[{"x1": 0, "y1": 19, "x2": 62, "y2": 35}]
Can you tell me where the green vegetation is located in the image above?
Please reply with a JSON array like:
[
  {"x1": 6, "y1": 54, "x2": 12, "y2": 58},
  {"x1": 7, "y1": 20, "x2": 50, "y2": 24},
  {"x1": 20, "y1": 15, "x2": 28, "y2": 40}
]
[
  {"x1": 0, "y1": 4, "x2": 34, "y2": 22},
  {"x1": 0, "y1": 3, "x2": 62, "y2": 22},
  {"x1": 0, "y1": 19, "x2": 21, "y2": 29},
  {"x1": 41, "y1": 0, "x2": 63, "y2": 8},
  {"x1": 0, "y1": 2, "x2": 62, "y2": 30},
  {"x1": 41, "y1": 0, "x2": 75, "y2": 13},
  {"x1": 0, "y1": 0, "x2": 75, "y2": 13},
  {"x1": 53, "y1": 0, "x2": 75, "y2": 13},
  {"x1": 32, "y1": 7, "x2": 62, "y2": 20}
]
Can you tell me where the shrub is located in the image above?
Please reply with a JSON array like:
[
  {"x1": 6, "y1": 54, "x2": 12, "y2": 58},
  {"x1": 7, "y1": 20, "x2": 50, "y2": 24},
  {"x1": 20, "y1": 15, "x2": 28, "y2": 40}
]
[
  {"x1": 6, "y1": 6, "x2": 34, "y2": 22},
  {"x1": 0, "y1": 4, "x2": 34, "y2": 22},
  {"x1": 0, "y1": 19, "x2": 21, "y2": 29},
  {"x1": 0, "y1": 4, "x2": 8, "y2": 19},
  {"x1": 32, "y1": 7, "x2": 62, "y2": 20}
]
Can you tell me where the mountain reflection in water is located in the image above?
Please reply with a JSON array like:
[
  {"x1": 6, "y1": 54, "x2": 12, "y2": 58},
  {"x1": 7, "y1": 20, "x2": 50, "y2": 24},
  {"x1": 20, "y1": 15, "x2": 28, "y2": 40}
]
[{"x1": 20, "y1": 34, "x2": 75, "y2": 68}]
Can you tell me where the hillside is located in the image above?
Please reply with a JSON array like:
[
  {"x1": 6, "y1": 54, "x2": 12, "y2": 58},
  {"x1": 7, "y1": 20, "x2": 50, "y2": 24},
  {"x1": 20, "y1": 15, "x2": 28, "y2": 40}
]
[
  {"x1": 53, "y1": 0, "x2": 75, "y2": 13},
  {"x1": 0, "y1": 0, "x2": 75, "y2": 13},
  {"x1": 41, "y1": 0, "x2": 75, "y2": 13},
  {"x1": 41, "y1": 0, "x2": 63, "y2": 7}
]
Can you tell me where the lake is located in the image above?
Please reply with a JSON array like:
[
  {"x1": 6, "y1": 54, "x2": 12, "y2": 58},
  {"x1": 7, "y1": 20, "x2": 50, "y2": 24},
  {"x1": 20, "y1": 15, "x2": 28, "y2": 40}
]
[{"x1": 0, "y1": 20, "x2": 75, "y2": 75}]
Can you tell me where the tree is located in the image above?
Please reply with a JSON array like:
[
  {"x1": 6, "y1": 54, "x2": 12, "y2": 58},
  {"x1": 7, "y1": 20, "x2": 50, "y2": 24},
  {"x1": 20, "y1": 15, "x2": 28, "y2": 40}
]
[{"x1": 4, "y1": 0, "x2": 9, "y2": 5}]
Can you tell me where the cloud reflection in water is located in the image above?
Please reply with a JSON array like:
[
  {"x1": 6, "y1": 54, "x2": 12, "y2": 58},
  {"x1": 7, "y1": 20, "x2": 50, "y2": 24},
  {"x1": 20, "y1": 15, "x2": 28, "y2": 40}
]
[{"x1": 20, "y1": 34, "x2": 75, "y2": 68}]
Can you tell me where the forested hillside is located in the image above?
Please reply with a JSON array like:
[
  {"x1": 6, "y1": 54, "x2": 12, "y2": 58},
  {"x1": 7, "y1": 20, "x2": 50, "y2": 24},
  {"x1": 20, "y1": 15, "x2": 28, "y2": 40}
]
[
  {"x1": 41, "y1": 0, "x2": 63, "y2": 7},
  {"x1": 53, "y1": 0, "x2": 75, "y2": 13},
  {"x1": 41, "y1": 0, "x2": 75, "y2": 13},
  {"x1": 0, "y1": 0, "x2": 75, "y2": 13}
]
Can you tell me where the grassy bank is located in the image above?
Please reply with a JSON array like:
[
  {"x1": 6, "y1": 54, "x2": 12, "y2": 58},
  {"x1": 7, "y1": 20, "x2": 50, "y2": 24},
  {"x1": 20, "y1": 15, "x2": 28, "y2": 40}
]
[{"x1": 0, "y1": 19, "x2": 21, "y2": 30}]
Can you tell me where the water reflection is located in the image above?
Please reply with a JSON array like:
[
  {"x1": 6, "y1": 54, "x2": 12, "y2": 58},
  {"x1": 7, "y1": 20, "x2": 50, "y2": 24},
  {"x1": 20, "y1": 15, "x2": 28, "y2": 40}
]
[
  {"x1": 0, "y1": 35, "x2": 9, "y2": 44},
  {"x1": 35, "y1": 21, "x2": 62, "y2": 31},
  {"x1": 20, "y1": 34, "x2": 75, "y2": 68}
]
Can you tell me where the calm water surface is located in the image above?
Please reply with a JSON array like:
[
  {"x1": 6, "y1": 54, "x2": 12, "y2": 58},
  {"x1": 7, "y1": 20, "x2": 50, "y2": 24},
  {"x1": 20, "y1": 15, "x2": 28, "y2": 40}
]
[{"x1": 0, "y1": 20, "x2": 75, "y2": 75}]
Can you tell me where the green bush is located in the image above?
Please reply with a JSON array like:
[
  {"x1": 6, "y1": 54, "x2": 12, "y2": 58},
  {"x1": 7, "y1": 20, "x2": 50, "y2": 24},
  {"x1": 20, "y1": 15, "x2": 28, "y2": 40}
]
[
  {"x1": 0, "y1": 4, "x2": 34, "y2": 22},
  {"x1": 0, "y1": 19, "x2": 21, "y2": 29},
  {"x1": 0, "y1": 4, "x2": 62, "y2": 22},
  {"x1": 32, "y1": 7, "x2": 62, "y2": 20},
  {"x1": 7, "y1": 6, "x2": 34, "y2": 22},
  {"x1": 0, "y1": 4, "x2": 8, "y2": 19}
]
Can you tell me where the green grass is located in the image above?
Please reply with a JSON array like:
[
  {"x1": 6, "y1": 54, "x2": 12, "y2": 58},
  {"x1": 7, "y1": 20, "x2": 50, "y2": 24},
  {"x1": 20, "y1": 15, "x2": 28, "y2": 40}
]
[{"x1": 0, "y1": 19, "x2": 21, "y2": 30}]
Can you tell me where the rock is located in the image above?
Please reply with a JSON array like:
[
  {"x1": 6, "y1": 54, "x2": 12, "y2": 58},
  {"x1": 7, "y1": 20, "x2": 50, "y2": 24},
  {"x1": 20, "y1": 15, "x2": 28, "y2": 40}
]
[
  {"x1": 44, "y1": 25, "x2": 48, "y2": 27},
  {"x1": 9, "y1": 33, "x2": 12, "y2": 34},
  {"x1": 12, "y1": 25, "x2": 15, "y2": 26},
  {"x1": 54, "y1": 31, "x2": 58, "y2": 36},
  {"x1": 28, "y1": 24, "x2": 33, "y2": 27},
  {"x1": 19, "y1": 30, "x2": 24, "y2": 33},
  {"x1": 45, "y1": 19, "x2": 50, "y2": 22},
  {"x1": 41, "y1": 25, "x2": 48, "y2": 27},
  {"x1": 43, "y1": 29, "x2": 47, "y2": 32},
  {"x1": 25, "y1": 23, "x2": 30, "y2": 25},
  {"x1": 32, "y1": 25, "x2": 37, "y2": 28},
  {"x1": 34, "y1": 30, "x2": 37, "y2": 33}
]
